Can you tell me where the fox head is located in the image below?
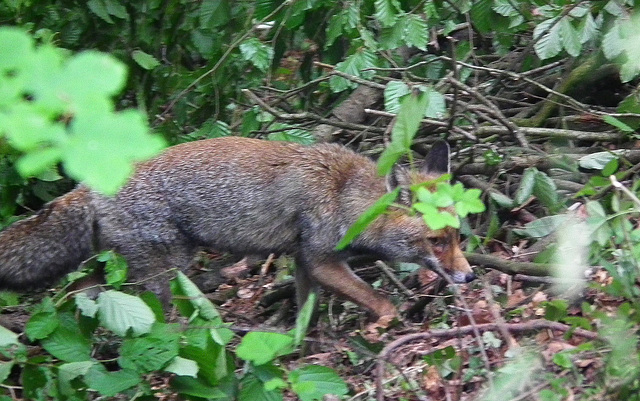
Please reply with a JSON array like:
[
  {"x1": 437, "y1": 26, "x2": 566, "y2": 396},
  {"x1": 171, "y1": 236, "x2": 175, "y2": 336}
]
[{"x1": 357, "y1": 141, "x2": 476, "y2": 284}]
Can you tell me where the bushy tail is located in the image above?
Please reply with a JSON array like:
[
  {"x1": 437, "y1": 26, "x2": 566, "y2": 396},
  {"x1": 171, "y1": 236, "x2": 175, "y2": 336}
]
[{"x1": 0, "y1": 187, "x2": 95, "y2": 290}]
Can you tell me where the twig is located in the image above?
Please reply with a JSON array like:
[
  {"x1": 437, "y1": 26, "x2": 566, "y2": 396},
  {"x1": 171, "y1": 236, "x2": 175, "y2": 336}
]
[
  {"x1": 465, "y1": 252, "x2": 553, "y2": 276},
  {"x1": 375, "y1": 320, "x2": 599, "y2": 400},
  {"x1": 242, "y1": 89, "x2": 387, "y2": 134},
  {"x1": 375, "y1": 261, "x2": 414, "y2": 297},
  {"x1": 446, "y1": 77, "x2": 529, "y2": 148},
  {"x1": 154, "y1": 1, "x2": 290, "y2": 125}
]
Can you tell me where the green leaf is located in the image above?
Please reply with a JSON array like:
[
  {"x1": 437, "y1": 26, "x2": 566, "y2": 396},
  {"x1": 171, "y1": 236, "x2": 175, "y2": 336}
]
[
  {"x1": 236, "y1": 332, "x2": 294, "y2": 365},
  {"x1": 84, "y1": 364, "x2": 141, "y2": 397},
  {"x1": 25, "y1": 311, "x2": 59, "y2": 342},
  {"x1": 415, "y1": 203, "x2": 460, "y2": 230},
  {"x1": 239, "y1": 372, "x2": 283, "y2": 401},
  {"x1": 578, "y1": 151, "x2": 621, "y2": 170},
  {"x1": 533, "y1": 170, "x2": 558, "y2": 209},
  {"x1": 374, "y1": 0, "x2": 399, "y2": 27},
  {"x1": 131, "y1": 50, "x2": 160, "y2": 70},
  {"x1": 239, "y1": 38, "x2": 274, "y2": 72},
  {"x1": 384, "y1": 81, "x2": 410, "y2": 113},
  {"x1": 422, "y1": 86, "x2": 446, "y2": 119},
  {"x1": 515, "y1": 167, "x2": 537, "y2": 205},
  {"x1": 455, "y1": 188, "x2": 486, "y2": 217},
  {"x1": 267, "y1": 128, "x2": 316, "y2": 144},
  {"x1": 329, "y1": 49, "x2": 377, "y2": 92},
  {"x1": 171, "y1": 376, "x2": 228, "y2": 398},
  {"x1": 97, "y1": 290, "x2": 155, "y2": 336},
  {"x1": 403, "y1": 14, "x2": 428, "y2": 50},
  {"x1": 165, "y1": 357, "x2": 199, "y2": 378},
  {"x1": 534, "y1": 18, "x2": 562, "y2": 60},
  {"x1": 376, "y1": 142, "x2": 406, "y2": 177},
  {"x1": 293, "y1": 292, "x2": 316, "y2": 347},
  {"x1": 199, "y1": 0, "x2": 231, "y2": 29},
  {"x1": 16, "y1": 147, "x2": 63, "y2": 177},
  {"x1": 335, "y1": 188, "x2": 400, "y2": 250},
  {"x1": 173, "y1": 271, "x2": 222, "y2": 322},
  {"x1": 59, "y1": 361, "x2": 96, "y2": 396},
  {"x1": 0, "y1": 325, "x2": 18, "y2": 347},
  {"x1": 289, "y1": 365, "x2": 348, "y2": 401},
  {"x1": 0, "y1": 362, "x2": 13, "y2": 383},
  {"x1": 118, "y1": 324, "x2": 180, "y2": 373},
  {"x1": 512, "y1": 215, "x2": 568, "y2": 238},
  {"x1": 390, "y1": 89, "x2": 429, "y2": 149},
  {"x1": 87, "y1": 0, "x2": 114, "y2": 23},
  {"x1": 559, "y1": 16, "x2": 581, "y2": 57},
  {"x1": 603, "y1": 115, "x2": 634, "y2": 133},
  {"x1": 325, "y1": 11, "x2": 346, "y2": 48},
  {"x1": 41, "y1": 314, "x2": 92, "y2": 362},
  {"x1": 75, "y1": 293, "x2": 99, "y2": 318},
  {"x1": 64, "y1": 109, "x2": 165, "y2": 195}
]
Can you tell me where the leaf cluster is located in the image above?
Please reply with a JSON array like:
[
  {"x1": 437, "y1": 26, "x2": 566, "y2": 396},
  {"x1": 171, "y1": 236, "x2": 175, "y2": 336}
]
[{"x1": 0, "y1": 273, "x2": 347, "y2": 400}]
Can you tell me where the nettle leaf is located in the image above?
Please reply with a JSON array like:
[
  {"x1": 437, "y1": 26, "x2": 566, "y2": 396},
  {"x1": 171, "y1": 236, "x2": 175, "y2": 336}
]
[
  {"x1": 403, "y1": 14, "x2": 428, "y2": 50},
  {"x1": 329, "y1": 48, "x2": 377, "y2": 92},
  {"x1": 239, "y1": 372, "x2": 283, "y2": 401},
  {"x1": 97, "y1": 290, "x2": 155, "y2": 336},
  {"x1": 534, "y1": 18, "x2": 563, "y2": 60},
  {"x1": 290, "y1": 365, "x2": 348, "y2": 401},
  {"x1": 165, "y1": 357, "x2": 199, "y2": 378},
  {"x1": 75, "y1": 293, "x2": 99, "y2": 318},
  {"x1": 374, "y1": 0, "x2": 400, "y2": 27},
  {"x1": 239, "y1": 38, "x2": 274, "y2": 72},
  {"x1": 131, "y1": 50, "x2": 160, "y2": 70},
  {"x1": 119, "y1": 334, "x2": 179, "y2": 373},
  {"x1": 384, "y1": 81, "x2": 410, "y2": 113},
  {"x1": 84, "y1": 364, "x2": 141, "y2": 397},
  {"x1": 335, "y1": 188, "x2": 400, "y2": 250},
  {"x1": 25, "y1": 298, "x2": 58, "y2": 341},
  {"x1": 59, "y1": 361, "x2": 95, "y2": 396},
  {"x1": 236, "y1": 332, "x2": 294, "y2": 365},
  {"x1": 41, "y1": 313, "x2": 92, "y2": 362},
  {"x1": 559, "y1": 16, "x2": 581, "y2": 57}
]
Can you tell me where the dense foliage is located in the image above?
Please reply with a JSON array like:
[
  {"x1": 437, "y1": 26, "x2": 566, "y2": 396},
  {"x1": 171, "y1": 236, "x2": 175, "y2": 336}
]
[{"x1": 2, "y1": 0, "x2": 640, "y2": 400}]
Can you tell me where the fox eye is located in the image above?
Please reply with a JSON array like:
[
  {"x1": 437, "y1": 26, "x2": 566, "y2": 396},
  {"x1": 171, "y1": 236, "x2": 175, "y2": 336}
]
[{"x1": 430, "y1": 237, "x2": 446, "y2": 252}]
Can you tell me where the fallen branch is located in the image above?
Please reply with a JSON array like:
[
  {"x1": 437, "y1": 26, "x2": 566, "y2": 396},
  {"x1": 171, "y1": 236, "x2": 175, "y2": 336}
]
[
  {"x1": 465, "y1": 252, "x2": 553, "y2": 277},
  {"x1": 375, "y1": 319, "x2": 599, "y2": 401}
]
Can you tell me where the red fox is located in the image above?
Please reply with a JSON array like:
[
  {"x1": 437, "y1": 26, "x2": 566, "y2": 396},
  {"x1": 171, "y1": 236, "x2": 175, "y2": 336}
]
[{"x1": 0, "y1": 137, "x2": 475, "y2": 320}]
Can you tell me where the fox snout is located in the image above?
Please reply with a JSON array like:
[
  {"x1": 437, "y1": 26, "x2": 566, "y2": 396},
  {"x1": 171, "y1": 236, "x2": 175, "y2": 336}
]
[{"x1": 451, "y1": 271, "x2": 477, "y2": 283}]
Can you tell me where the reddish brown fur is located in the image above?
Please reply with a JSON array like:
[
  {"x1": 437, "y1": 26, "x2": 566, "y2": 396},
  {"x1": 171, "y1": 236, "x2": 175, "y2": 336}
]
[{"x1": 0, "y1": 137, "x2": 475, "y2": 319}]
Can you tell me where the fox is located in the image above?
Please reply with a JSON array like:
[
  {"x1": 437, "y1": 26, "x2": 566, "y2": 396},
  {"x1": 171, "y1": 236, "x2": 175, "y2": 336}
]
[{"x1": 0, "y1": 137, "x2": 475, "y2": 320}]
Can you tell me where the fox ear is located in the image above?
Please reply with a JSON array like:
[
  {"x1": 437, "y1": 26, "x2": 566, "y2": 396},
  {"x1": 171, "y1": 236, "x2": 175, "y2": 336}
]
[
  {"x1": 422, "y1": 140, "x2": 450, "y2": 175},
  {"x1": 385, "y1": 165, "x2": 412, "y2": 206}
]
